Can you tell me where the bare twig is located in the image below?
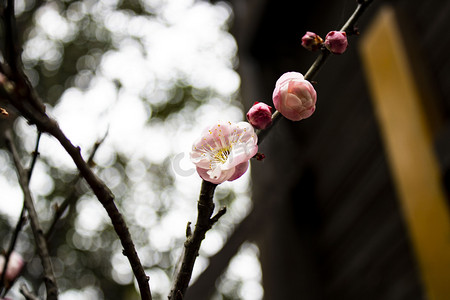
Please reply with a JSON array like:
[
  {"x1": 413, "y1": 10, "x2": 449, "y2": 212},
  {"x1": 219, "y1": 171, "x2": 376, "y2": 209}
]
[
  {"x1": 5, "y1": 129, "x2": 58, "y2": 300},
  {"x1": 19, "y1": 284, "x2": 40, "y2": 300},
  {"x1": 1, "y1": 129, "x2": 41, "y2": 297},
  {"x1": 45, "y1": 132, "x2": 108, "y2": 241},
  {"x1": 0, "y1": 2, "x2": 152, "y2": 297},
  {"x1": 28, "y1": 130, "x2": 42, "y2": 181},
  {"x1": 45, "y1": 123, "x2": 152, "y2": 300},
  {"x1": 168, "y1": 180, "x2": 224, "y2": 300},
  {"x1": 341, "y1": 0, "x2": 374, "y2": 35},
  {"x1": 210, "y1": 207, "x2": 227, "y2": 225},
  {"x1": 303, "y1": 49, "x2": 331, "y2": 84},
  {"x1": 256, "y1": 0, "x2": 374, "y2": 145},
  {"x1": 2, "y1": 76, "x2": 153, "y2": 300}
]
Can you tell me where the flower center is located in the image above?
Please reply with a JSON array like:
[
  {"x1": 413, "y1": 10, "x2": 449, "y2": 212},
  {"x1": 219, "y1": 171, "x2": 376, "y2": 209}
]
[{"x1": 213, "y1": 146, "x2": 231, "y2": 164}]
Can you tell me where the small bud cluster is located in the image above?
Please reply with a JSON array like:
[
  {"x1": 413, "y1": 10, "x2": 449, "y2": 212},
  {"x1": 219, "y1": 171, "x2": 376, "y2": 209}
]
[{"x1": 301, "y1": 30, "x2": 348, "y2": 54}]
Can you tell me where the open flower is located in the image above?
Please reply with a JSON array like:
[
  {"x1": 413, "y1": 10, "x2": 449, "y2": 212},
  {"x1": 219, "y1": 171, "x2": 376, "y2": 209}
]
[
  {"x1": 272, "y1": 72, "x2": 317, "y2": 121},
  {"x1": 191, "y1": 121, "x2": 258, "y2": 184}
]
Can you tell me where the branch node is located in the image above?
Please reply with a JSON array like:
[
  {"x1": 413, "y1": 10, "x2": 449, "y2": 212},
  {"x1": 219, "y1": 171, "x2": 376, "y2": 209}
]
[
  {"x1": 186, "y1": 222, "x2": 192, "y2": 238},
  {"x1": 210, "y1": 207, "x2": 227, "y2": 225}
]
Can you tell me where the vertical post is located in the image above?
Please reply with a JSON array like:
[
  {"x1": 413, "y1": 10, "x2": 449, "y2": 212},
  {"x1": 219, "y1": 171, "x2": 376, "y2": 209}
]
[{"x1": 360, "y1": 6, "x2": 450, "y2": 300}]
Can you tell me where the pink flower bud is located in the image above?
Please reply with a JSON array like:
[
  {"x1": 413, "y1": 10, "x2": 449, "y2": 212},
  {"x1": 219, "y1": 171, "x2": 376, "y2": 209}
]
[
  {"x1": 272, "y1": 72, "x2": 317, "y2": 121},
  {"x1": 301, "y1": 31, "x2": 323, "y2": 51},
  {"x1": 246, "y1": 102, "x2": 273, "y2": 130},
  {"x1": 324, "y1": 31, "x2": 348, "y2": 54},
  {"x1": 0, "y1": 252, "x2": 24, "y2": 285}
]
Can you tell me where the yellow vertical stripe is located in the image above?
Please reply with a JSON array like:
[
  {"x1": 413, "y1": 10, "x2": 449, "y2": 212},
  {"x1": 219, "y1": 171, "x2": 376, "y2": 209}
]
[{"x1": 359, "y1": 5, "x2": 450, "y2": 300}]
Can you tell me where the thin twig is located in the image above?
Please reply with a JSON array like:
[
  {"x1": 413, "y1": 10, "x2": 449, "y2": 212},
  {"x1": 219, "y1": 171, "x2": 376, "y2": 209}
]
[
  {"x1": 1, "y1": 80, "x2": 152, "y2": 300},
  {"x1": 28, "y1": 130, "x2": 42, "y2": 181},
  {"x1": 0, "y1": 2, "x2": 152, "y2": 295},
  {"x1": 304, "y1": 49, "x2": 331, "y2": 82},
  {"x1": 168, "y1": 180, "x2": 223, "y2": 300},
  {"x1": 341, "y1": 0, "x2": 374, "y2": 34},
  {"x1": 1, "y1": 129, "x2": 42, "y2": 296},
  {"x1": 44, "y1": 123, "x2": 152, "y2": 300},
  {"x1": 5, "y1": 129, "x2": 58, "y2": 300},
  {"x1": 45, "y1": 132, "x2": 108, "y2": 241},
  {"x1": 19, "y1": 284, "x2": 40, "y2": 300},
  {"x1": 256, "y1": 0, "x2": 374, "y2": 145}
]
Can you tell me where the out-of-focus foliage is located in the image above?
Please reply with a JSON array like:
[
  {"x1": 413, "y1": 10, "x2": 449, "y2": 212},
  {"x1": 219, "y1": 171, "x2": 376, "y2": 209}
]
[{"x1": 0, "y1": 0, "x2": 256, "y2": 299}]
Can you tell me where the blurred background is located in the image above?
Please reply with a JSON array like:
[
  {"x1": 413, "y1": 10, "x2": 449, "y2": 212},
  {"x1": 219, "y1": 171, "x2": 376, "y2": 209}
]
[{"x1": 1, "y1": 0, "x2": 449, "y2": 299}]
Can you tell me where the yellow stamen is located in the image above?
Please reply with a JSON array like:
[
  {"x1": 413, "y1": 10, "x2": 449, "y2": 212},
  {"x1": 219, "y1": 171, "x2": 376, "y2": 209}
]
[{"x1": 213, "y1": 146, "x2": 231, "y2": 164}]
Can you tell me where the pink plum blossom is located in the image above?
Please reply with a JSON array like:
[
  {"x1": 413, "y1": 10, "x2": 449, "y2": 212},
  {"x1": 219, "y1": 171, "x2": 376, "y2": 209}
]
[
  {"x1": 0, "y1": 252, "x2": 24, "y2": 285},
  {"x1": 191, "y1": 121, "x2": 258, "y2": 184},
  {"x1": 301, "y1": 31, "x2": 323, "y2": 51},
  {"x1": 246, "y1": 102, "x2": 273, "y2": 129},
  {"x1": 324, "y1": 31, "x2": 348, "y2": 54},
  {"x1": 272, "y1": 72, "x2": 317, "y2": 121}
]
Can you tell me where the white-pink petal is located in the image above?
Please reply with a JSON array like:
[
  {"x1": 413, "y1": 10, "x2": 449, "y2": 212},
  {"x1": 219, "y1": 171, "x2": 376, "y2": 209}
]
[{"x1": 190, "y1": 120, "x2": 258, "y2": 184}]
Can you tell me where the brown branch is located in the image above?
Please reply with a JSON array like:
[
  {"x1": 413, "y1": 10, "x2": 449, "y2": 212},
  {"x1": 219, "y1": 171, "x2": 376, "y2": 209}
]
[
  {"x1": 4, "y1": 0, "x2": 20, "y2": 75},
  {"x1": 1, "y1": 76, "x2": 152, "y2": 300},
  {"x1": 0, "y1": 2, "x2": 152, "y2": 296},
  {"x1": 256, "y1": 0, "x2": 374, "y2": 145},
  {"x1": 341, "y1": 0, "x2": 374, "y2": 35},
  {"x1": 42, "y1": 119, "x2": 152, "y2": 300},
  {"x1": 168, "y1": 180, "x2": 225, "y2": 300},
  {"x1": 1, "y1": 128, "x2": 41, "y2": 297},
  {"x1": 184, "y1": 205, "x2": 260, "y2": 300},
  {"x1": 19, "y1": 284, "x2": 40, "y2": 300},
  {"x1": 28, "y1": 130, "x2": 42, "y2": 181},
  {"x1": 45, "y1": 132, "x2": 108, "y2": 241},
  {"x1": 5, "y1": 129, "x2": 58, "y2": 300}
]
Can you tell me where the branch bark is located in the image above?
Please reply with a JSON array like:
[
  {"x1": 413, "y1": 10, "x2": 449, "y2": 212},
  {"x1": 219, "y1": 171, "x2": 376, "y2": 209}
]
[
  {"x1": 45, "y1": 132, "x2": 108, "y2": 241},
  {"x1": 20, "y1": 284, "x2": 40, "y2": 300},
  {"x1": 0, "y1": 1, "x2": 152, "y2": 297},
  {"x1": 168, "y1": 180, "x2": 225, "y2": 300},
  {"x1": 184, "y1": 205, "x2": 263, "y2": 300},
  {"x1": 5, "y1": 129, "x2": 58, "y2": 300},
  {"x1": 1, "y1": 129, "x2": 41, "y2": 297}
]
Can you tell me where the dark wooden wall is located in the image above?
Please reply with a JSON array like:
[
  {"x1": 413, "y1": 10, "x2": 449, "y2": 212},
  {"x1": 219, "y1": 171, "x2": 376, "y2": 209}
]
[{"x1": 233, "y1": 0, "x2": 448, "y2": 299}]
